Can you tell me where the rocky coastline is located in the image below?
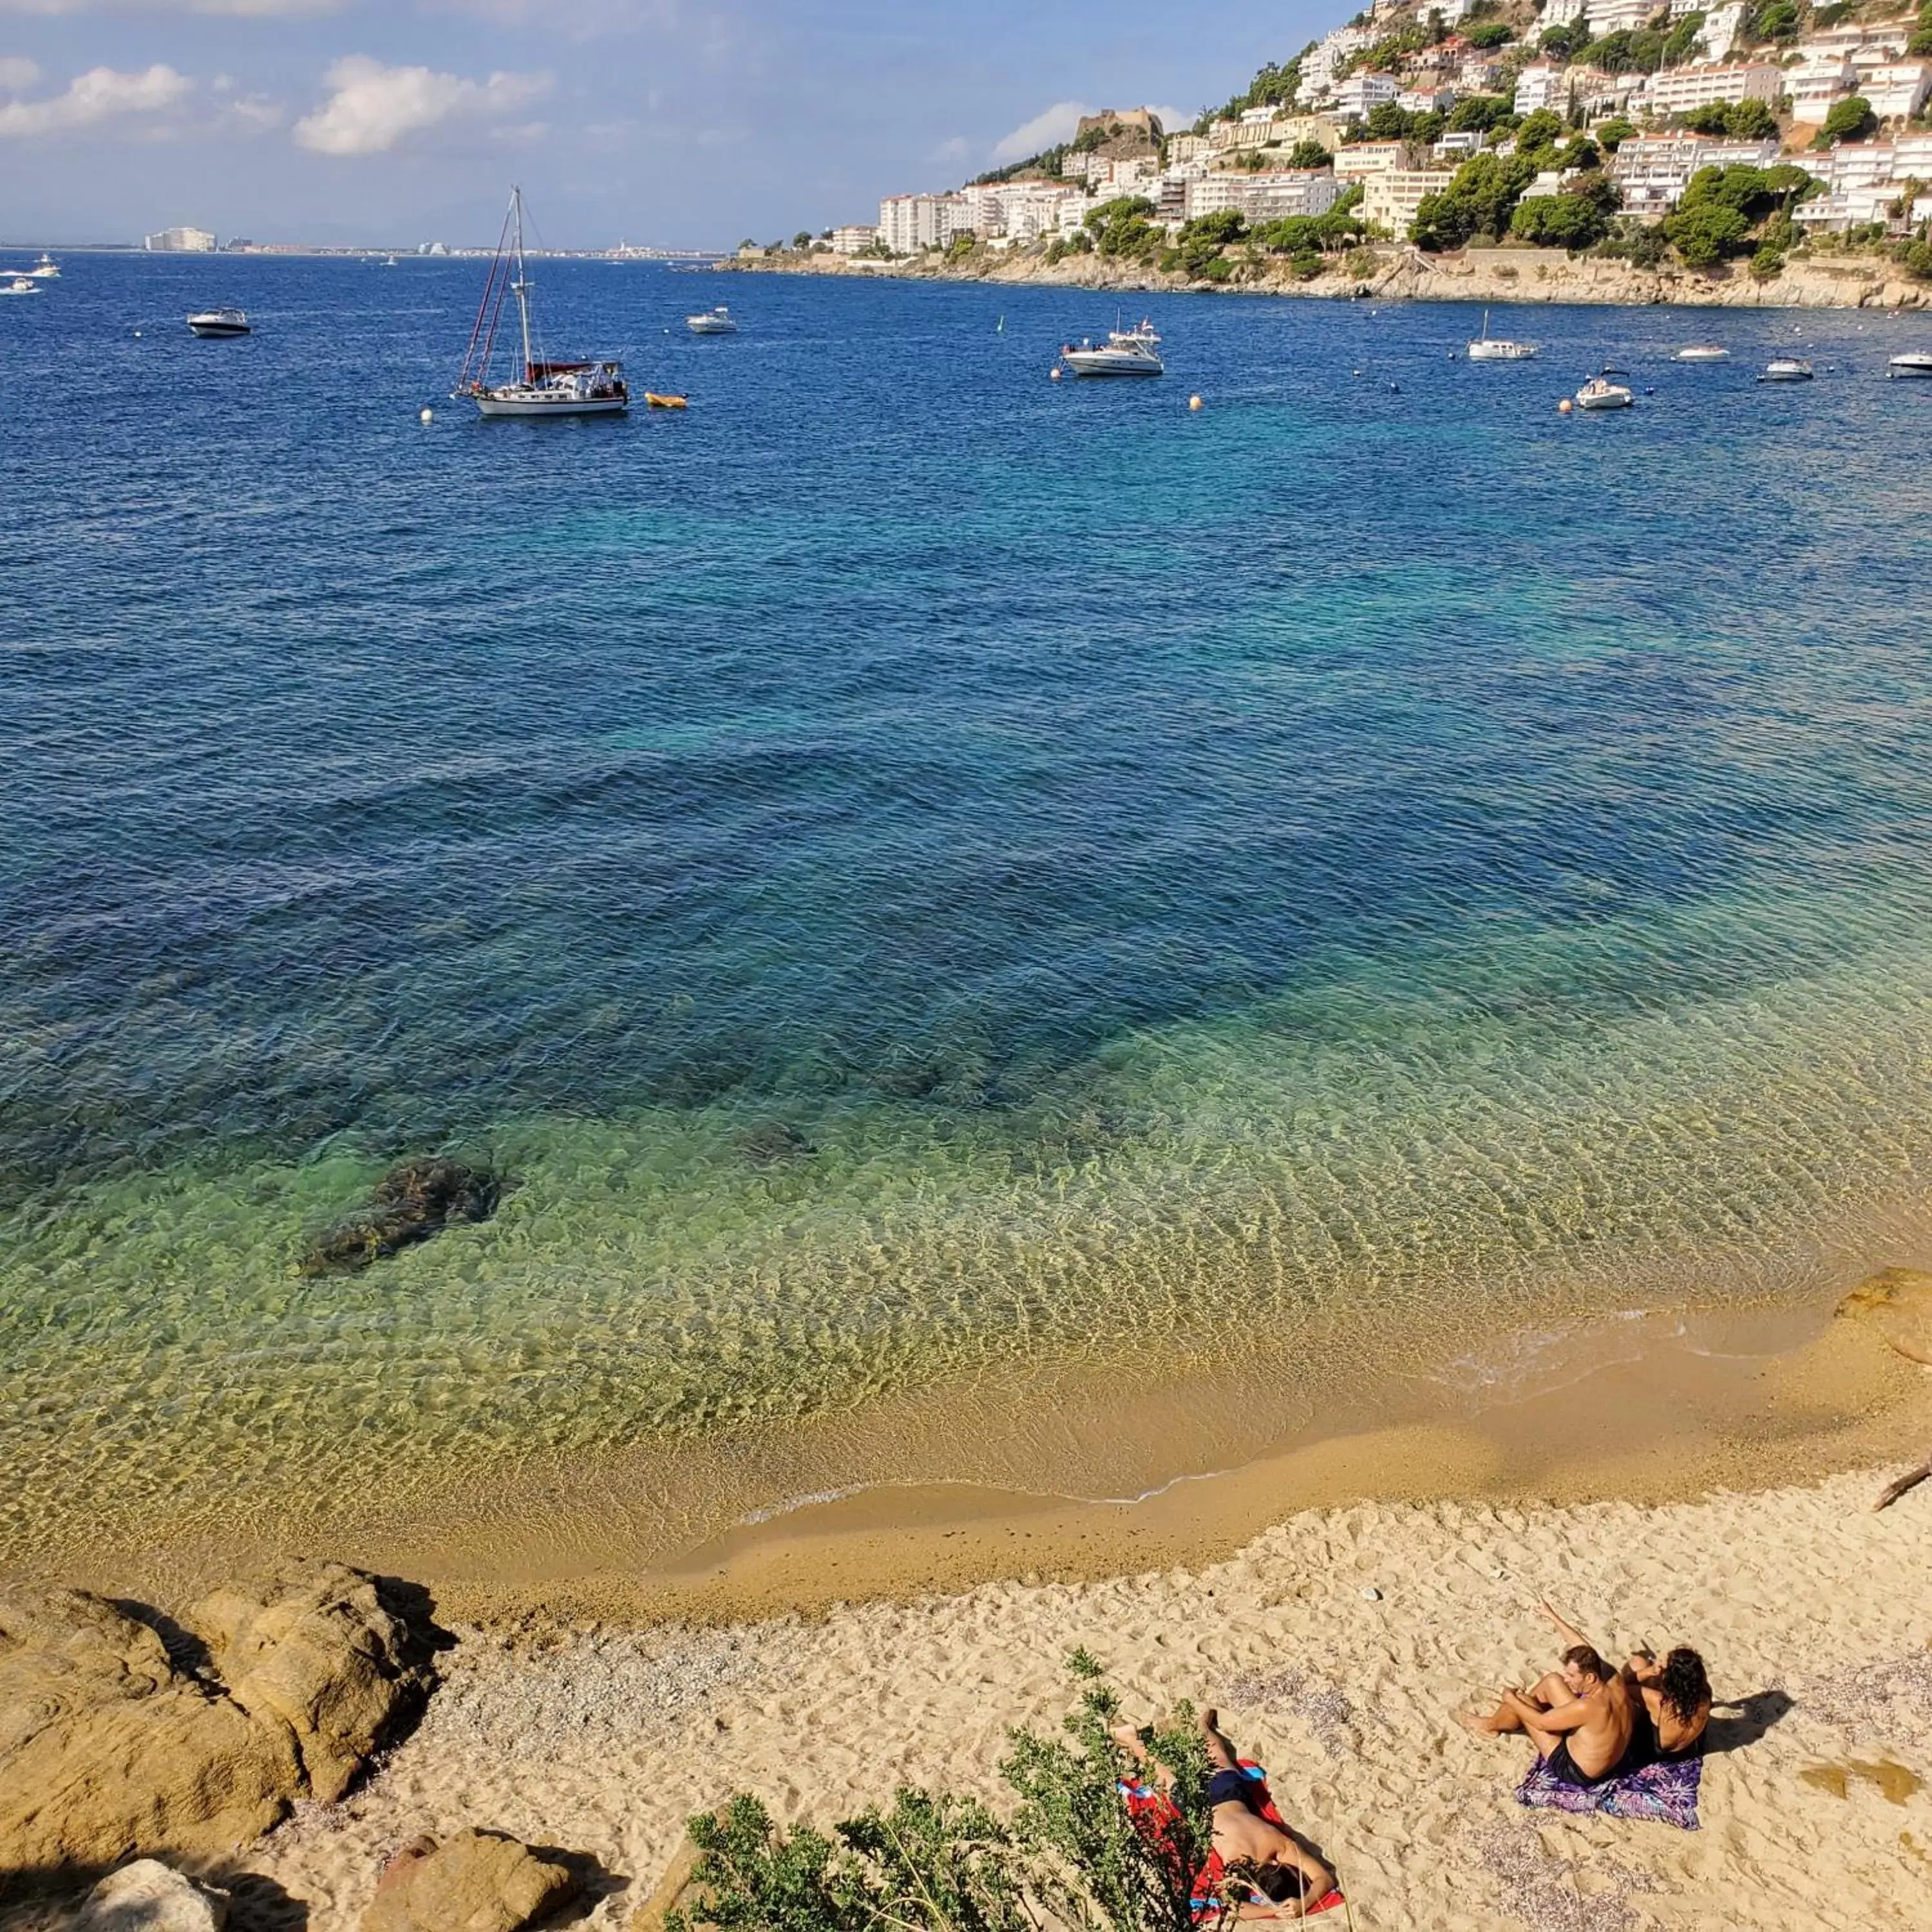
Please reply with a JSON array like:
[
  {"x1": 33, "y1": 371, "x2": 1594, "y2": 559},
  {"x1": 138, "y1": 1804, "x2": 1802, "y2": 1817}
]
[{"x1": 722, "y1": 241, "x2": 1932, "y2": 310}]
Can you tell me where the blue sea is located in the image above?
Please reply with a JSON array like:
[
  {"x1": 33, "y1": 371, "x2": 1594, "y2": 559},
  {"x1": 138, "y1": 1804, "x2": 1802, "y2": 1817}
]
[{"x1": 5, "y1": 252, "x2": 1932, "y2": 1579}]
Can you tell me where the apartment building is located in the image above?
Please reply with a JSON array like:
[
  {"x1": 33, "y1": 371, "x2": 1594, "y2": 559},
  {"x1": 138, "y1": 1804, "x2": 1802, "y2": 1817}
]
[
  {"x1": 1188, "y1": 169, "x2": 1341, "y2": 222},
  {"x1": 1513, "y1": 63, "x2": 1566, "y2": 115},
  {"x1": 1331, "y1": 73, "x2": 1401, "y2": 120},
  {"x1": 878, "y1": 193, "x2": 965, "y2": 252},
  {"x1": 1361, "y1": 168, "x2": 1458, "y2": 238},
  {"x1": 1331, "y1": 141, "x2": 1409, "y2": 181},
  {"x1": 1864, "y1": 62, "x2": 1932, "y2": 120},
  {"x1": 829, "y1": 225, "x2": 878, "y2": 256},
  {"x1": 1646, "y1": 62, "x2": 1784, "y2": 116},
  {"x1": 1609, "y1": 133, "x2": 1779, "y2": 213},
  {"x1": 144, "y1": 226, "x2": 216, "y2": 252}
]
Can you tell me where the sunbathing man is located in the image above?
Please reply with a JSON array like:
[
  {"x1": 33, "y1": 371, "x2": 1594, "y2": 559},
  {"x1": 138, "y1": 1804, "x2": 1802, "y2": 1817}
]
[
  {"x1": 1459, "y1": 1616, "x2": 1636, "y2": 1787},
  {"x1": 1115, "y1": 1709, "x2": 1338, "y2": 1920},
  {"x1": 1535, "y1": 1600, "x2": 1713, "y2": 1762}
]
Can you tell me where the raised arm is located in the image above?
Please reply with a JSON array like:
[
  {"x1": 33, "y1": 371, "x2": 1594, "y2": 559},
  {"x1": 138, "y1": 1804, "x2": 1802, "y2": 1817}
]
[{"x1": 1539, "y1": 1600, "x2": 1595, "y2": 1653}]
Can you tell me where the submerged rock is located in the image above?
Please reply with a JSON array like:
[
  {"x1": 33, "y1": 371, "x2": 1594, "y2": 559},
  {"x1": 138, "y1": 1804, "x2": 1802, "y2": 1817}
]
[
  {"x1": 1837, "y1": 1268, "x2": 1932, "y2": 1367},
  {"x1": 299, "y1": 1159, "x2": 500, "y2": 1276},
  {"x1": 734, "y1": 1121, "x2": 814, "y2": 1166},
  {"x1": 0, "y1": 1564, "x2": 444, "y2": 1888},
  {"x1": 362, "y1": 1829, "x2": 582, "y2": 1932},
  {"x1": 75, "y1": 1861, "x2": 231, "y2": 1932}
]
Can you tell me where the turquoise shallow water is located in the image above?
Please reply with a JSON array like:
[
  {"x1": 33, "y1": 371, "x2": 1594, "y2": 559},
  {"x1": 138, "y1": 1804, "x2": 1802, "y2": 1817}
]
[{"x1": 5, "y1": 256, "x2": 1932, "y2": 1572}]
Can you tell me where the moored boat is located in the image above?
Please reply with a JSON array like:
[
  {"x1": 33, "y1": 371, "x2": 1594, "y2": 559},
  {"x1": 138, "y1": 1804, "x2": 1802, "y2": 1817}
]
[
  {"x1": 1574, "y1": 376, "x2": 1634, "y2": 410},
  {"x1": 1887, "y1": 351, "x2": 1932, "y2": 379},
  {"x1": 1673, "y1": 343, "x2": 1729, "y2": 362},
  {"x1": 1758, "y1": 357, "x2": 1813, "y2": 383},
  {"x1": 686, "y1": 305, "x2": 738, "y2": 335},
  {"x1": 1468, "y1": 309, "x2": 1536, "y2": 360},
  {"x1": 455, "y1": 187, "x2": 629, "y2": 417},
  {"x1": 187, "y1": 308, "x2": 250, "y2": 337},
  {"x1": 1061, "y1": 319, "x2": 1164, "y2": 377}
]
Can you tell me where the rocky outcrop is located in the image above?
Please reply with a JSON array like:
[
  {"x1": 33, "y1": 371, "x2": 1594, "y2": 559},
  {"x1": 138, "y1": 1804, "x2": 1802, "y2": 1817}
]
[
  {"x1": 0, "y1": 1564, "x2": 440, "y2": 1888},
  {"x1": 1837, "y1": 1268, "x2": 1932, "y2": 1367},
  {"x1": 74, "y1": 1861, "x2": 231, "y2": 1932},
  {"x1": 627, "y1": 1833, "x2": 710, "y2": 1932},
  {"x1": 194, "y1": 1562, "x2": 440, "y2": 1801},
  {"x1": 728, "y1": 243, "x2": 1931, "y2": 309},
  {"x1": 299, "y1": 1159, "x2": 500, "y2": 1276},
  {"x1": 361, "y1": 1830, "x2": 582, "y2": 1932},
  {"x1": 0, "y1": 1590, "x2": 300, "y2": 1882}
]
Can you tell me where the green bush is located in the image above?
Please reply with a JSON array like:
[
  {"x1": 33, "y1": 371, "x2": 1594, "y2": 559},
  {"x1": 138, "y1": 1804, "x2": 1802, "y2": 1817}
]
[
  {"x1": 1511, "y1": 192, "x2": 1611, "y2": 249},
  {"x1": 1467, "y1": 21, "x2": 1514, "y2": 46},
  {"x1": 667, "y1": 1660, "x2": 1216, "y2": 1932},
  {"x1": 1594, "y1": 117, "x2": 1636, "y2": 151},
  {"x1": 1812, "y1": 95, "x2": 1877, "y2": 147}
]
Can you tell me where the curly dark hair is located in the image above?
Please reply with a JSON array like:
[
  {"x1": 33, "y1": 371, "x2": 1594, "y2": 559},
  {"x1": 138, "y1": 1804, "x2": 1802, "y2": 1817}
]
[{"x1": 1657, "y1": 1647, "x2": 1710, "y2": 1725}]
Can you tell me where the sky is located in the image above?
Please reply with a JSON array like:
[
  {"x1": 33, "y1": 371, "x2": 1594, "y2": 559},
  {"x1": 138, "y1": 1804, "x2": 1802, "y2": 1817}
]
[{"x1": 0, "y1": 0, "x2": 1336, "y2": 249}]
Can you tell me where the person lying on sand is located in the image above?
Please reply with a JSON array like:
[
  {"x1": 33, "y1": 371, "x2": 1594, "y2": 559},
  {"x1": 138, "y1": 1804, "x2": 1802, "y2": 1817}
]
[
  {"x1": 1536, "y1": 1600, "x2": 1713, "y2": 1761},
  {"x1": 1114, "y1": 1708, "x2": 1338, "y2": 1920},
  {"x1": 1459, "y1": 1610, "x2": 1636, "y2": 1787}
]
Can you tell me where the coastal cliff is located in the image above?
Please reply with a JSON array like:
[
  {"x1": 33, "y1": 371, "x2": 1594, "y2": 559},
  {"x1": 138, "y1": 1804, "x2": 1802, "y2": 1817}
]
[{"x1": 724, "y1": 243, "x2": 1931, "y2": 309}]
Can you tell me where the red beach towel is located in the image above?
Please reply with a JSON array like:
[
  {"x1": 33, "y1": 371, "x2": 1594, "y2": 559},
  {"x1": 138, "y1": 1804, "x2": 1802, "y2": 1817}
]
[{"x1": 1122, "y1": 1760, "x2": 1347, "y2": 1920}]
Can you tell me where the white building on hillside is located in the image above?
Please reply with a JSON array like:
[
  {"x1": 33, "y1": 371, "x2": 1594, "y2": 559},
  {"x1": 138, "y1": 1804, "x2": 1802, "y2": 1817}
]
[
  {"x1": 1865, "y1": 62, "x2": 1932, "y2": 120},
  {"x1": 1187, "y1": 169, "x2": 1341, "y2": 222},
  {"x1": 1331, "y1": 72, "x2": 1401, "y2": 119},
  {"x1": 1542, "y1": 0, "x2": 1591, "y2": 26},
  {"x1": 1514, "y1": 63, "x2": 1565, "y2": 114},
  {"x1": 1790, "y1": 52, "x2": 1858, "y2": 122},
  {"x1": 878, "y1": 194, "x2": 965, "y2": 252},
  {"x1": 1696, "y1": 3, "x2": 1746, "y2": 59},
  {"x1": 1361, "y1": 168, "x2": 1457, "y2": 238},
  {"x1": 831, "y1": 225, "x2": 878, "y2": 255},
  {"x1": 1647, "y1": 62, "x2": 1784, "y2": 117},
  {"x1": 144, "y1": 225, "x2": 216, "y2": 252},
  {"x1": 1331, "y1": 141, "x2": 1408, "y2": 180},
  {"x1": 1609, "y1": 133, "x2": 1779, "y2": 214}
]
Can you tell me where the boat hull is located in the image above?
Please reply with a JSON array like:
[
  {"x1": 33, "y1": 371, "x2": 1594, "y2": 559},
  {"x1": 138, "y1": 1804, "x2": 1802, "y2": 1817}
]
[
  {"x1": 1468, "y1": 343, "x2": 1535, "y2": 361},
  {"x1": 1063, "y1": 356, "x2": 1163, "y2": 377},
  {"x1": 188, "y1": 322, "x2": 249, "y2": 337},
  {"x1": 687, "y1": 321, "x2": 737, "y2": 335},
  {"x1": 1888, "y1": 357, "x2": 1932, "y2": 379},
  {"x1": 474, "y1": 393, "x2": 629, "y2": 416},
  {"x1": 1674, "y1": 348, "x2": 1729, "y2": 363},
  {"x1": 1575, "y1": 392, "x2": 1633, "y2": 410}
]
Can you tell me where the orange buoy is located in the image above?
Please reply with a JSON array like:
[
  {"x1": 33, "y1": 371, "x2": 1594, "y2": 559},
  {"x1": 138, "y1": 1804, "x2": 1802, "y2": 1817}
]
[
  {"x1": 1558, "y1": 397, "x2": 1573, "y2": 414},
  {"x1": 1189, "y1": 393, "x2": 1204, "y2": 411},
  {"x1": 645, "y1": 392, "x2": 688, "y2": 410},
  {"x1": 1050, "y1": 366, "x2": 1063, "y2": 381}
]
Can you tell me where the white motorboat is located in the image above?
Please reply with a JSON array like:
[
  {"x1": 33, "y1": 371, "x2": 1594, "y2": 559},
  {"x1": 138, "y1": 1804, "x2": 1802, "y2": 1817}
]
[
  {"x1": 0, "y1": 276, "x2": 40, "y2": 298},
  {"x1": 28, "y1": 253, "x2": 59, "y2": 280},
  {"x1": 187, "y1": 308, "x2": 251, "y2": 337},
  {"x1": 1467, "y1": 310, "x2": 1536, "y2": 360},
  {"x1": 1574, "y1": 376, "x2": 1634, "y2": 410},
  {"x1": 1758, "y1": 357, "x2": 1813, "y2": 383},
  {"x1": 1061, "y1": 319, "x2": 1165, "y2": 377},
  {"x1": 455, "y1": 187, "x2": 629, "y2": 417},
  {"x1": 686, "y1": 304, "x2": 738, "y2": 335},
  {"x1": 1673, "y1": 343, "x2": 1729, "y2": 362},
  {"x1": 1887, "y1": 351, "x2": 1932, "y2": 379}
]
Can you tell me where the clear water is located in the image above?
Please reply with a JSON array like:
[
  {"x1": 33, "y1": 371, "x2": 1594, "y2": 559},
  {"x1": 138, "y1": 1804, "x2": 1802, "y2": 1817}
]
[{"x1": 5, "y1": 256, "x2": 1931, "y2": 1575}]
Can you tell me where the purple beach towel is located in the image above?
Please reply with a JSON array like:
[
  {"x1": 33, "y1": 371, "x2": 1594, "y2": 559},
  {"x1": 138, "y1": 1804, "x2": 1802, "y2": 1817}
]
[{"x1": 1516, "y1": 1752, "x2": 1703, "y2": 1830}]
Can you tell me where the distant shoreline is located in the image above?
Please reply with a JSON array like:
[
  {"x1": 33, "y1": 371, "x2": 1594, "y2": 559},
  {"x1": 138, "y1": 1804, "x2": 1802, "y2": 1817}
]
[{"x1": 724, "y1": 242, "x2": 1932, "y2": 310}]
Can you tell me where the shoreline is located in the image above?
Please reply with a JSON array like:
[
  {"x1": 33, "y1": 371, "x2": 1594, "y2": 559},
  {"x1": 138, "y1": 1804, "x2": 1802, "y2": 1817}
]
[
  {"x1": 102, "y1": 1450, "x2": 1932, "y2": 1932},
  {"x1": 721, "y1": 243, "x2": 1932, "y2": 310}
]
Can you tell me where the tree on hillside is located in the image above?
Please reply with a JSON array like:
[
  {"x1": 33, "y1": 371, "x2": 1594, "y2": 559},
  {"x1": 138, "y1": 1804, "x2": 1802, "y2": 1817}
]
[
  {"x1": 1662, "y1": 11, "x2": 1705, "y2": 65},
  {"x1": 1412, "y1": 150, "x2": 1539, "y2": 249},
  {"x1": 1467, "y1": 20, "x2": 1514, "y2": 46},
  {"x1": 1084, "y1": 196, "x2": 1160, "y2": 259},
  {"x1": 1286, "y1": 138, "x2": 1334, "y2": 168},
  {"x1": 1511, "y1": 193, "x2": 1611, "y2": 248},
  {"x1": 1813, "y1": 95, "x2": 1878, "y2": 147},
  {"x1": 1594, "y1": 118, "x2": 1636, "y2": 151},
  {"x1": 1448, "y1": 93, "x2": 1514, "y2": 133}
]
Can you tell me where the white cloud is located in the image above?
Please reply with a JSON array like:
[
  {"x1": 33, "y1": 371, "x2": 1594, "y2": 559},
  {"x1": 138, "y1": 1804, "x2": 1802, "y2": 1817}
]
[
  {"x1": 0, "y1": 54, "x2": 40, "y2": 88},
  {"x1": 0, "y1": 62, "x2": 191, "y2": 138},
  {"x1": 990, "y1": 100, "x2": 1088, "y2": 165},
  {"x1": 294, "y1": 55, "x2": 552, "y2": 157},
  {"x1": 927, "y1": 134, "x2": 970, "y2": 165},
  {"x1": 1148, "y1": 105, "x2": 1187, "y2": 135}
]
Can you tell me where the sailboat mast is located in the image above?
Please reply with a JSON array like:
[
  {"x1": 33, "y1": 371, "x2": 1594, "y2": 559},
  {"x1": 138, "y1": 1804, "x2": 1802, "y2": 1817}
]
[{"x1": 511, "y1": 185, "x2": 534, "y2": 380}]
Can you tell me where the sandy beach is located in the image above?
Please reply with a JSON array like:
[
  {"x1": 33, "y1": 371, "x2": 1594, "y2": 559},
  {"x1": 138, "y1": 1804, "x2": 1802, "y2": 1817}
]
[{"x1": 181, "y1": 1454, "x2": 1931, "y2": 1932}]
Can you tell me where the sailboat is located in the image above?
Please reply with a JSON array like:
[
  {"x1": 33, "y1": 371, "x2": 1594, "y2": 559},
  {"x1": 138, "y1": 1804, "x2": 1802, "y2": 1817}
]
[
  {"x1": 455, "y1": 187, "x2": 629, "y2": 417},
  {"x1": 1466, "y1": 309, "x2": 1536, "y2": 361}
]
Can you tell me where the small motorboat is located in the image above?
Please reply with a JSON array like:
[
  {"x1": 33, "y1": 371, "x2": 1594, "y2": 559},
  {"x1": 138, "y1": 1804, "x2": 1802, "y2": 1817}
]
[
  {"x1": 1759, "y1": 357, "x2": 1813, "y2": 382},
  {"x1": 1061, "y1": 319, "x2": 1165, "y2": 377},
  {"x1": 187, "y1": 308, "x2": 251, "y2": 337},
  {"x1": 1574, "y1": 376, "x2": 1634, "y2": 410},
  {"x1": 28, "y1": 253, "x2": 59, "y2": 280},
  {"x1": 1673, "y1": 344, "x2": 1729, "y2": 362},
  {"x1": 1887, "y1": 352, "x2": 1932, "y2": 379},
  {"x1": 1468, "y1": 309, "x2": 1536, "y2": 360},
  {"x1": 686, "y1": 305, "x2": 738, "y2": 335},
  {"x1": 0, "y1": 276, "x2": 40, "y2": 298}
]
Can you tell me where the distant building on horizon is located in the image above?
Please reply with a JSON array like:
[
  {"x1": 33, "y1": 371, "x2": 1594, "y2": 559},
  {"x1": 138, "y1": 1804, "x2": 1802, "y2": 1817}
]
[{"x1": 144, "y1": 225, "x2": 216, "y2": 252}]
